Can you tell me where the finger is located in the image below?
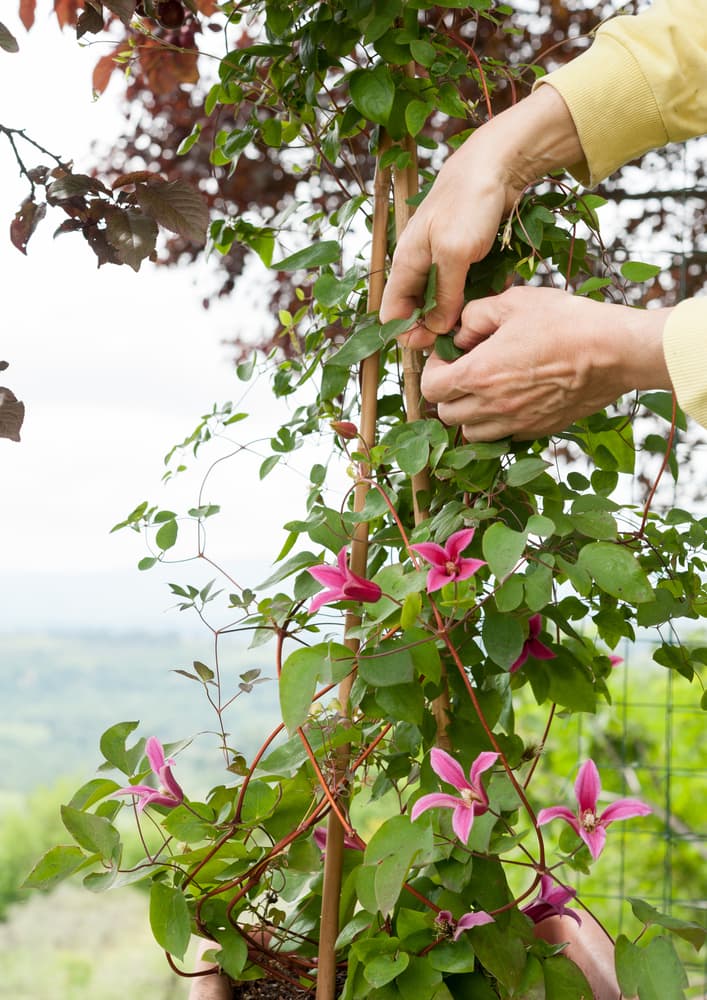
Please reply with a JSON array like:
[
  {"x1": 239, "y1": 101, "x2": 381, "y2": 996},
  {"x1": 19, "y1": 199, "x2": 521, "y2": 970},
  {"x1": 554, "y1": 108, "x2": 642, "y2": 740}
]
[
  {"x1": 454, "y1": 294, "x2": 506, "y2": 351},
  {"x1": 421, "y1": 352, "x2": 473, "y2": 405},
  {"x1": 462, "y1": 421, "x2": 516, "y2": 443},
  {"x1": 379, "y1": 231, "x2": 431, "y2": 324}
]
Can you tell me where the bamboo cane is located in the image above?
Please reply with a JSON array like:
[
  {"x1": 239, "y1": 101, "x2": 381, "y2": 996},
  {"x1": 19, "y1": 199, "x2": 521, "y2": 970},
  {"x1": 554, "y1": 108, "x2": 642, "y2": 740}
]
[
  {"x1": 315, "y1": 141, "x2": 391, "y2": 1000},
  {"x1": 392, "y1": 130, "x2": 452, "y2": 751}
]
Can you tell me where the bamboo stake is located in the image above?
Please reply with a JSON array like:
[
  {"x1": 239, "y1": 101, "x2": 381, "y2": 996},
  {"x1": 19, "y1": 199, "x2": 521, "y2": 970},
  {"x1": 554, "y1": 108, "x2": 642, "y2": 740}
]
[
  {"x1": 315, "y1": 140, "x2": 391, "y2": 1000},
  {"x1": 392, "y1": 121, "x2": 451, "y2": 751}
]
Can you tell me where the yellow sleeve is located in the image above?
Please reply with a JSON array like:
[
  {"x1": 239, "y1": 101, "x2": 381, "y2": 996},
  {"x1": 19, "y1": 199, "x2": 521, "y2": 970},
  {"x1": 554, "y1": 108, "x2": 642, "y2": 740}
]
[
  {"x1": 662, "y1": 299, "x2": 707, "y2": 429},
  {"x1": 535, "y1": 0, "x2": 707, "y2": 185}
]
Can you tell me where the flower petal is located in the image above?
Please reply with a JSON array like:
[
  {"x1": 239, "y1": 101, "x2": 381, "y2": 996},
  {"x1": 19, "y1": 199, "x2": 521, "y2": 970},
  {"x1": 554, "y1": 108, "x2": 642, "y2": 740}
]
[
  {"x1": 307, "y1": 564, "x2": 346, "y2": 589},
  {"x1": 526, "y1": 638, "x2": 556, "y2": 661},
  {"x1": 509, "y1": 646, "x2": 529, "y2": 674},
  {"x1": 145, "y1": 736, "x2": 166, "y2": 774},
  {"x1": 159, "y1": 765, "x2": 184, "y2": 802},
  {"x1": 528, "y1": 614, "x2": 543, "y2": 639},
  {"x1": 453, "y1": 910, "x2": 494, "y2": 940},
  {"x1": 113, "y1": 784, "x2": 155, "y2": 798},
  {"x1": 455, "y1": 557, "x2": 486, "y2": 582},
  {"x1": 430, "y1": 747, "x2": 469, "y2": 791},
  {"x1": 336, "y1": 547, "x2": 348, "y2": 573},
  {"x1": 342, "y1": 576, "x2": 382, "y2": 603},
  {"x1": 409, "y1": 542, "x2": 448, "y2": 568},
  {"x1": 579, "y1": 824, "x2": 606, "y2": 860},
  {"x1": 574, "y1": 760, "x2": 601, "y2": 814},
  {"x1": 410, "y1": 792, "x2": 464, "y2": 821},
  {"x1": 599, "y1": 798, "x2": 652, "y2": 825},
  {"x1": 426, "y1": 567, "x2": 454, "y2": 593},
  {"x1": 310, "y1": 590, "x2": 336, "y2": 614},
  {"x1": 536, "y1": 806, "x2": 579, "y2": 834},
  {"x1": 451, "y1": 802, "x2": 474, "y2": 844},
  {"x1": 445, "y1": 528, "x2": 476, "y2": 561},
  {"x1": 469, "y1": 751, "x2": 499, "y2": 788}
]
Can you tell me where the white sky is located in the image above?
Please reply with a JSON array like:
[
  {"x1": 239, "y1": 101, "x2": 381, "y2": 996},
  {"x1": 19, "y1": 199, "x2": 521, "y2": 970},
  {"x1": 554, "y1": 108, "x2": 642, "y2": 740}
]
[{"x1": 0, "y1": 16, "x2": 333, "y2": 632}]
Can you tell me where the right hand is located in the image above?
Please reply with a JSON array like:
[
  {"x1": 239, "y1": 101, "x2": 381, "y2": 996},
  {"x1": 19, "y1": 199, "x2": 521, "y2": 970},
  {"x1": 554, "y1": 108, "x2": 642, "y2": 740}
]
[{"x1": 379, "y1": 85, "x2": 585, "y2": 348}]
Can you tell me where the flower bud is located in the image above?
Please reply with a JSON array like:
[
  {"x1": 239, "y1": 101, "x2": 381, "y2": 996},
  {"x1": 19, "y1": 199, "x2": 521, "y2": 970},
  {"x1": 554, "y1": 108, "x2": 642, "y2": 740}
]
[{"x1": 330, "y1": 420, "x2": 358, "y2": 440}]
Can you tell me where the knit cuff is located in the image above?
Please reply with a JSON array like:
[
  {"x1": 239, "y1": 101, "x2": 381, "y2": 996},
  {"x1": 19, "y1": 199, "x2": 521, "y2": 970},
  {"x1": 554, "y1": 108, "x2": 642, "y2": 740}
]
[{"x1": 663, "y1": 298, "x2": 707, "y2": 429}]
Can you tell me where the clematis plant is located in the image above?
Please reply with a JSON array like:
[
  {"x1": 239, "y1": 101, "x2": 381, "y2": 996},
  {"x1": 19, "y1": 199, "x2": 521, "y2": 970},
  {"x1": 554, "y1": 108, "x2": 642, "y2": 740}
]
[
  {"x1": 307, "y1": 546, "x2": 382, "y2": 613},
  {"x1": 537, "y1": 759, "x2": 652, "y2": 860},
  {"x1": 411, "y1": 747, "x2": 499, "y2": 845},
  {"x1": 410, "y1": 527, "x2": 486, "y2": 593},
  {"x1": 27, "y1": 3, "x2": 706, "y2": 999},
  {"x1": 113, "y1": 736, "x2": 184, "y2": 812}
]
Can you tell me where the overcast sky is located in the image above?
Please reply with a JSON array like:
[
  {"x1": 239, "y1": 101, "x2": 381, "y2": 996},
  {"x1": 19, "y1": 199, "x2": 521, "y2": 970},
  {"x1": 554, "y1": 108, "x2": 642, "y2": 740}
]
[{"x1": 0, "y1": 16, "x2": 331, "y2": 632}]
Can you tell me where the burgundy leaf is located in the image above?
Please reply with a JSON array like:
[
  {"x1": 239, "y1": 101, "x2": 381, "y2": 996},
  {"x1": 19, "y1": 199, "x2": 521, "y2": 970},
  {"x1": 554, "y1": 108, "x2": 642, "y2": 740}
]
[
  {"x1": 135, "y1": 179, "x2": 209, "y2": 244},
  {"x1": 76, "y1": 1, "x2": 104, "y2": 39},
  {"x1": 0, "y1": 387, "x2": 25, "y2": 442},
  {"x1": 10, "y1": 198, "x2": 47, "y2": 254},
  {"x1": 19, "y1": 0, "x2": 36, "y2": 30},
  {"x1": 102, "y1": 0, "x2": 136, "y2": 24},
  {"x1": 104, "y1": 206, "x2": 158, "y2": 270},
  {"x1": 46, "y1": 173, "x2": 110, "y2": 203}
]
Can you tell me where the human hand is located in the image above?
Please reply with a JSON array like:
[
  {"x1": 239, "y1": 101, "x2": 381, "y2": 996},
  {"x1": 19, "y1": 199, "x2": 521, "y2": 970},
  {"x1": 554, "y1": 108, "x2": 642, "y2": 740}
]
[
  {"x1": 379, "y1": 86, "x2": 585, "y2": 349},
  {"x1": 421, "y1": 286, "x2": 673, "y2": 440}
]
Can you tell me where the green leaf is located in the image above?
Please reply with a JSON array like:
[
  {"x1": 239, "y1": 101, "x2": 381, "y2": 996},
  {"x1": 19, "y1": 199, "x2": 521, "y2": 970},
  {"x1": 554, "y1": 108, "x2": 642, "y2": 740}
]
[
  {"x1": 577, "y1": 542, "x2": 653, "y2": 604},
  {"x1": 365, "y1": 951, "x2": 410, "y2": 988},
  {"x1": 639, "y1": 391, "x2": 687, "y2": 431},
  {"x1": 543, "y1": 953, "x2": 593, "y2": 999},
  {"x1": 483, "y1": 610, "x2": 524, "y2": 670},
  {"x1": 22, "y1": 845, "x2": 86, "y2": 891},
  {"x1": 621, "y1": 260, "x2": 661, "y2": 282},
  {"x1": 576, "y1": 276, "x2": 613, "y2": 295},
  {"x1": 280, "y1": 642, "x2": 356, "y2": 732},
  {"x1": 632, "y1": 935, "x2": 688, "y2": 1000},
  {"x1": 482, "y1": 523, "x2": 526, "y2": 579},
  {"x1": 615, "y1": 934, "x2": 643, "y2": 997},
  {"x1": 259, "y1": 454, "x2": 281, "y2": 479},
  {"x1": 349, "y1": 64, "x2": 395, "y2": 125},
  {"x1": 100, "y1": 721, "x2": 143, "y2": 776},
  {"x1": 176, "y1": 122, "x2": 202, "y2": 156},
  {"x1": 505, "y1": 457, "x2": 549, "y2": 487},
  {"x1": 434, "y1": 335, "x2": 464, "y2": 361},
  {"x1": 61, "y1": 805, "x2": 120, "y2": 860},
  {"x1": 212, "y1": 927, "x2": 248, "y2": 981},
  {"x1": 628, "y1": 897, "x2": 706, "y2": 951},
  {"x1": 155, "y1": 517, "x2": 178, "y2": 551},
  {"x1": 259, "y1": 550, "x2": 317, "y2": 589},
  {"x1": 272, "y1": 240, "x2": 340, "y2": 271},
  {"x1": 0, "y1": 22, "x2": 19, "y2": 53},
  {"x1": 405, "y1": 98, "x2": 431, "y2": 136},
  {"x1": 149, "y1": 882, "x2": 191, "y2": 960},
  {"x1": 358, "y1": 640, "x2": 414, "y2": 687},
  {"x1": 138, "y1": 556, "x2": 158, "y2": 571}
]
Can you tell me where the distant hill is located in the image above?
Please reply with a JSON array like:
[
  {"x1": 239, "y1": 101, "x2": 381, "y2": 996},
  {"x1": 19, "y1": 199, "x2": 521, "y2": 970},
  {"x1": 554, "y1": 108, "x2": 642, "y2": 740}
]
[{"x1": 0, "y1": 630, "x2": 281, "y2": 797}]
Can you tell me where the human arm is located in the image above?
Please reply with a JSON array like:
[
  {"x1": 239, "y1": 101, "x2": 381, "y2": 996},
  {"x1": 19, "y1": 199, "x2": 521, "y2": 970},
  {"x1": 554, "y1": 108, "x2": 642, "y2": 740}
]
[
  {"x1": 421, "y1": 287, "x2": 673, "y2": 441},
  {"x1": 187, "y1": 940, "x2": 234, "y2": 1000}
]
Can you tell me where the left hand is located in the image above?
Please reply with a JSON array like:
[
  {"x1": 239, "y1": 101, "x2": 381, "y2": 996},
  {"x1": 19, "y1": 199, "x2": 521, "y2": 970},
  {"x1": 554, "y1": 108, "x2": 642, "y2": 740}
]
[{"x1": 421, "y1": 286, "x2": 673, "y2": 441}]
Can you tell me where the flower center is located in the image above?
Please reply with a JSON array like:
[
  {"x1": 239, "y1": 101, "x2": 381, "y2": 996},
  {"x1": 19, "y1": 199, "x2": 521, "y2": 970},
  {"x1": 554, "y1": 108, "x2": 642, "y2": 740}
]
[
  {"x1": 445, "y1": 559, "x2": 458, "y2": 576},
  {"x1": 580, "y1": 809, "x2": 598, "y2": 831},
  {"x1": 460, "y1": 787, "x2": 482, "y2": 807}
]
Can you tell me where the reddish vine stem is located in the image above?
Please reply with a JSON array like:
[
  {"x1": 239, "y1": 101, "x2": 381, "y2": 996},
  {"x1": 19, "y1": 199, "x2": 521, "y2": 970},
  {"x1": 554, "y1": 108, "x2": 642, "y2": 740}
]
[
  {"x1": 637, "y1": 392, "x2": 678, "y2": 537},
  {"x1": 431, "y1": 602, "x2": 546, "y2": 869}
]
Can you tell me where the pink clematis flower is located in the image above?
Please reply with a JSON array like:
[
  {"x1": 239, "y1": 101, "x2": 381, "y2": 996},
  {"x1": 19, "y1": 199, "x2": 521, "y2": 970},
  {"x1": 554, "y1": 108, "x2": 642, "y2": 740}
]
[
  {"x1": 609, "y1": 655, "x2": 623, "y2": 668},
  {"x1": 436, "y1": 909, "x2": 495, "y2": 941},
  {"x1": 537, "y1": 759, "x2": 651, "y2": 860},
  {"x1": 521, "y1": 875, "x2": 581, "y2": 926},
  {"x1": 410, "y1": 527, "x2": 486, "y2": 593},
  {"x1": 113, "y1": 736, "x2": 184, "y2": 812},
  {"x1": 510, "y1": 614, "x2": 556, "y2": 673},
  {"x1": 313, "y1": 826, "x2": 363, "y2": 853},
  {"x1": 307, "y1": 547, "x2": 382, "y2": 614},
  {"x1": 411, "y1": 747, "x2": 499, "y2": 844}
]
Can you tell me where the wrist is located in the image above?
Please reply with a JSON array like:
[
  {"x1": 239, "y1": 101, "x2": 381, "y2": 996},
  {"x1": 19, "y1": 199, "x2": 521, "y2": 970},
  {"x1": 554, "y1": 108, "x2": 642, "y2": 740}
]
[
  {"x1": 474, "y1": 86, "x2": 585, "y2": 208},
  {"x1": 609, "y1": 305, "x2": 674, "y2": 394}
]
